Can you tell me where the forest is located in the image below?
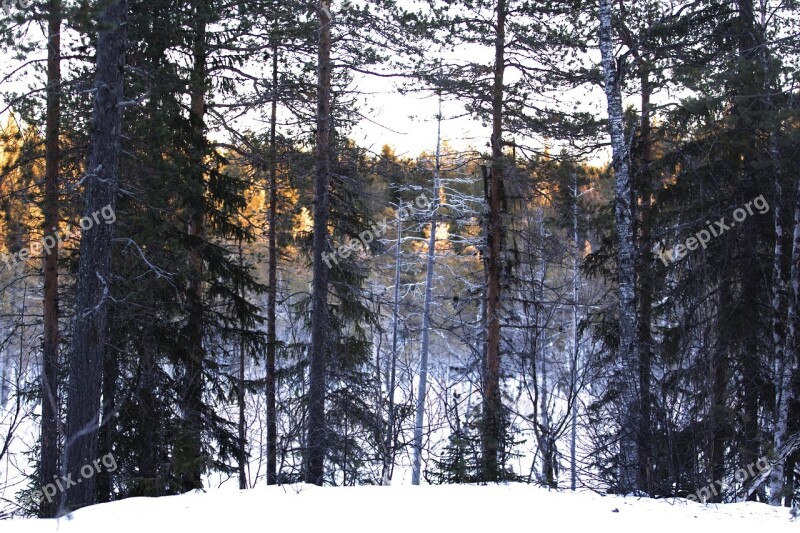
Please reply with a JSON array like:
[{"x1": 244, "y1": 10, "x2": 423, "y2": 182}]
[{"x1": 0, "y1": 0, "x2": 799, "y2": 520}]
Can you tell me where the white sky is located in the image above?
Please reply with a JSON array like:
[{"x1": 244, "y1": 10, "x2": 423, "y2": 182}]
[{"x1": 347, "y1": 74, "x2": 486, "y2": 158}]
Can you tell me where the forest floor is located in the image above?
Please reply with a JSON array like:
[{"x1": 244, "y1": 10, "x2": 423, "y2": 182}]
[{"x1": 3, "y1": 483, "x2": 797, "y2": 532}]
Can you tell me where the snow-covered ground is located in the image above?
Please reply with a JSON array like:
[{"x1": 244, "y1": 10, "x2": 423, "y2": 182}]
[{"x1": 3, "y1": 483, "x2": 798, "y2": 532}]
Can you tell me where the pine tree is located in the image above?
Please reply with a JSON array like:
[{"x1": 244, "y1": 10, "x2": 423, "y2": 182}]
[
  {"x1": 39, "y1": 0, "x2": 62, "y2": 518},
  {"x1": 65, "y1": 0, "x2": 128, "y2": 511}
]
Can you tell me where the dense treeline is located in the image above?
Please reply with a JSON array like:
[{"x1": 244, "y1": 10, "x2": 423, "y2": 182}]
[{"x1": 0, "y1": 0, "x2": 798, "y2": 518}]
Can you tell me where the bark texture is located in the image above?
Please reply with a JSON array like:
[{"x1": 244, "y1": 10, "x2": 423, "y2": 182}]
[
  {"x1": 598, "y1": 0, "x2": 641, "y2": 493},
  {"x1": 40, "y1": 0, "x2": 61, "y2": 518},
  {"x1": 65, "y1": 0, "x2": 127, "y2": 510},
  {"x1": 482, "y1": 0, "x2": 506, "y2": 482},
  {"x1": 266, "y1": 37, "x2": 279, "y2": 487},
  {"x1": 306, "y1": 0, "x2": 332, "y2": 486},
  {"x1": 412, "y1": 114, "x2": 441, "y2": 486}
]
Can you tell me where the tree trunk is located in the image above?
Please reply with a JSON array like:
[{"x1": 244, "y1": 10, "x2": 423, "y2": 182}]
[
  {"x1": 238, "y1": 240, "x2": 248, "y2": 490},
  {"x1": 636, "y1": 71, "x2": 653, "y2": 495},
  {"x1": 65, "y1": 0, "x2": 127, "y2": 511},
  {"x1": 540, "y1": 325, "x2": 554, "y2": 486},
  {"x1": 738, "y1": 0, "x2": 794, "y2": 504},
  {"x1": 411, "y1": 108, "x2": 442, "y2": 486},
  {"x1": 709, "y1": 283, "x2": 730, "y2": 503},
  {"x1": 598, "y1": 0, "x2": 640, "y2": 493},
  {"x1": 772, "y1": 174, "x2": 800, "y2": 505},
  {"x1": 306, "y1": 0, "x2": 332, "y2": 486},
  {"x1": 382, "y1": 201, "x2": 402, "y2": 485},
  {"x1": 570, "y1": 174, "x2": 581, "y2": 491},
  {"x1": 535, "y1": 209, "x2": 556, "y2": 487},
  {"x1": 40, "y1": 0, "x2": 61, "y2": 518},
  {"x1": 179, "y1": 0, "x2": 209, "y2": 492},
  {"x1": 266, "y1": 36, "x2": 279, "y2": 487},
  {"x1": 482, "y1": 0, "x2": 506, "y2": 483},
  {"x1": 96, "y1": 340, "x2": 117, "y2": 503}
]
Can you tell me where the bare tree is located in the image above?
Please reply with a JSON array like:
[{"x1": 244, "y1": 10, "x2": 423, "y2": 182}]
[{"x1": 412, "y1": 102, "x2": 442, "y2": 485}]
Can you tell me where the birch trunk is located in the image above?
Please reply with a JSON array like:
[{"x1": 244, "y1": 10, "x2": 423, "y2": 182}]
[
  {"x1": 411, "y1": 107, "x2": 442, "y2": 485},
  {"x1": 382, "y1": 202, "x2": 402, "y2": 485},
  {"x1": 747, "y1": 0, "x2": 792, "y2": 503},
  {"x1": 598, "y1": 0, "x2": 640, "y2": 493},
  {"x1": 535, "y1": 208, "x2": 555, "y2": 487},
  {"x1": 770, "y1": 174, "x2": 798, "y2": 505}
]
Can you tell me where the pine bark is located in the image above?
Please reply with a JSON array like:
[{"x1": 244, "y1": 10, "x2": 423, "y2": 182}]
[
  {"x1": 635, "y1": 72, "x2": 653, "y2": 495},
  {"x1": 482, "y1": 0, "x2": 506, "y2": 483},
  {"x1": 306, "y1": 0, "x2": 332, "y2": 486},
  {"x1": 266, "y1": 37, "x2": 279, "y2": 487},
  {"x1": 96, "y1": 340, "x2": 117, "y2": 503},
  {"x1": 179, "y1": 0, "x2": 209, "y2": 492},
  {"x1": 238, "y1": 242, "x2": 247, "y2": 490},
  {"x1": 40, "y1": 0, "x2": 61, "y2": 518},
  {"x1": 65, "y1": 0, "x2": 127, "y2": 510}
]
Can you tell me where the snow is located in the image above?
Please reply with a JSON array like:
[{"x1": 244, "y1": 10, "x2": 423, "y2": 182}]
[{"x1": 2, "y1": 483, "x2": 798, "y2": 532}]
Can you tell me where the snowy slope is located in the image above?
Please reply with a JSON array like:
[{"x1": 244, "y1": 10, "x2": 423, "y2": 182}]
[{"x1": 3, "y1": 484, "x2": 798, "y2": 533}]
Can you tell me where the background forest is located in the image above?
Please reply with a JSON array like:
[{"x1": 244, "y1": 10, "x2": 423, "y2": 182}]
[{"x1": 0, "y1": 0, "x2": 799, "y2": 520}]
